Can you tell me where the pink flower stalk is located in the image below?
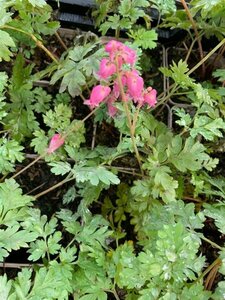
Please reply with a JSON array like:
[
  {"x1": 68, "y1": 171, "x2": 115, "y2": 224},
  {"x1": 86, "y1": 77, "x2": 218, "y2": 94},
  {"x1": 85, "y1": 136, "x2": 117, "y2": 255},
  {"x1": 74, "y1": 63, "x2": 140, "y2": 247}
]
[
  {"x1": 84, "y1": 40, "x2": 157, "y2": 116},
  {"x1": 97, "y1": 58, "x2": 116, "y2": 80},
  {"x1": 113, "y1": 76, "x2": 127, "y2": 98},
  {"x1": 143, "y1": 87, "x2": 157, "y2": 107},
  {"x1": 47, "y1": 134, "x2": 65, "y2": 154},
  {"x1": 84, "y1": 85, "x2": 111, "y2": 108},
  {"x1": 107, "y1": 96, "x2": 117, "y2": 117},
  {"x1": 126, "y1": 70, "x2": 144, "y2": 101}
]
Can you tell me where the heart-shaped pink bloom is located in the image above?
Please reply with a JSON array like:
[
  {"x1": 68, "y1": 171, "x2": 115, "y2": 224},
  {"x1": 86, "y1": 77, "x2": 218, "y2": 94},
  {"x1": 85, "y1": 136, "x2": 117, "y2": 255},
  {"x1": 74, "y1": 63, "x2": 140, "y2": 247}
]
[
  {"x1": 84, "y1": 85, "x2": 111, "y2": 108},
  {"x1": 126, "y1": 70, "x2": 144, "y2": 101},
  {"x1": 47, "y1": 134, "x2": 65, "y2": 154},
  {"x1": 143, "y1": 87, "x2": 157, "y2": 107},
  {"x1": 98, "y1": 58, "x2": 116, "y2": 79},
  {"x1": 105, "y1": 40, "x2": 122, "y2": 54}
]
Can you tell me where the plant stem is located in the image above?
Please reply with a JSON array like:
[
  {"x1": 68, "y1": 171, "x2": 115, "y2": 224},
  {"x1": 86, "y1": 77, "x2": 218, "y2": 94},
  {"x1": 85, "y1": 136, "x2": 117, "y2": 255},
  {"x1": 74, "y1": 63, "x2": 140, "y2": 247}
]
[
  {"x1": 193, "y1": 257, "x2": 221, "y2": 285},
  {"x1": 180, "y1": 0, "x2": 205, "y2": 77},
  {"x1": 11, "y1": 154, "x2": 45, "y2": 180},
  {"x1": 55, "y1": 31, "x2": 67, "y2": 51},
  {"x1": 2, "y1": 25, "x2": 59, "y2": 64},
  {"x1": 188, "y1": 38, "x2": 225, "y2": 76},
  {"x1": 154, "y1": 38, "x2": 225, "y2": 109},
  {"x1": 105, "y1": 289, "x2": 120, "y2": 300},
  {"x1": 201, "y1": 236, "x2": 223, "y2": 251},
  {"x1": 112, "y1": 288, "x2": 120, "y2": 300},
  {"x1": 131, "y1": 103, "x2": 141, "y2": 135},
  {"x1": 115, "y1": 58, "x2": 143, "y2": 175},
  {"x1": 184, "y1": 37, "x2": 198, "y2": 62},
  {"x1": 34, "y1": 176, "x2": 74, "y2": 199}
]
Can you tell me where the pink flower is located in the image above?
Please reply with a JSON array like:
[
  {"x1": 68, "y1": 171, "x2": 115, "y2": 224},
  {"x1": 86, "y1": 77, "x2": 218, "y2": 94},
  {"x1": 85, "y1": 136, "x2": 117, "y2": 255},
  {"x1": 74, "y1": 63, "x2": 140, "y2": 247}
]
[
  {"x1": 84, "y1": 85, "x2": 111, "y2": 108},
  {"x1": 105, "y1": 40, "x2": 137, "y2": 67},
  {"x1": 121, "y1": 45, "x2": 136, "y2": 66},
  {"x1": 143, "y1": 87, "x2": 157, "y2": 107},
  {"x1": 47, "y1": 134, "x2": 65, "y2": 154},
  {"x1": 105, "y1": 40, "x2": 122, "y2": 54},
  {"x1": 126, "y1": 70, "x2": 144, "y2": 101},
  {"x1": 97, "y1": 58, "x2": 116, "y2": 79}
]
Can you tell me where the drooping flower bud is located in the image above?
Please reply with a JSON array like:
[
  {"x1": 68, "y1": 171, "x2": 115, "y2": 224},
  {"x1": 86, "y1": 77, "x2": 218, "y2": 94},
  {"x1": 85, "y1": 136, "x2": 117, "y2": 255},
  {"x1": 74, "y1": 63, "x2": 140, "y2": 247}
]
[
  {"x1": 126, "y1": 70, "x2": 144, "y2": 101},
  {"x1": 143, "y1": 87, "x2": 157, "y2": 107},
  {"x1": 84, "y1": 85, "x2": 111, "y2": 108},
  {"x1": 47, "y1": 134, "x2": 65, "y2": 154}
]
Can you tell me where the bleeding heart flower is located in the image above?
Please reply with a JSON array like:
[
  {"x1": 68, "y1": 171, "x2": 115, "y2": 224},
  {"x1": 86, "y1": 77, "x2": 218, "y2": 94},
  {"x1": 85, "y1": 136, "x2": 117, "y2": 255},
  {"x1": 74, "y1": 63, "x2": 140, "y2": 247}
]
[
  {"x1": 143, "y1": 87, "x2": 157, "y2": 107},
  {"x1": 47, "y1": 134, "x2": 65, "y2": 154},
  {"x1": 126, "y1": 70, "x2": 144, "y2": 101},
  {"x1": 84, "y1": 85, "x2": 111, "y2": 108},
  {"x1": 97, "y1": 58, "x2": 116, "y2": 80}
]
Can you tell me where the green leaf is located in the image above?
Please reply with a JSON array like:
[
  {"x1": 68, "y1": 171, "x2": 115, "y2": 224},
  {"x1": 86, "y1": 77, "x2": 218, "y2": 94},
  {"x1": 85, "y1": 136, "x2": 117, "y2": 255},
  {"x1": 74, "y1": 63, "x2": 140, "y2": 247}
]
[
  {"x1": 33, "y1": 87, "x2": 52, "y2": 113},
  {"x1": 72, "y1": 164, "x2": 120, "y2": 186},
  {"x1": 43, "y1": 103, "x2": 72, "y2": 131},
  {"x1": 160, "y1": 60, "x2": 194, "y2": 88},
  {"x1": 0, "y1": 179, "x2": 34, "y2": 226},
  {"x1": 168, "y1": 136, "x2": 209, "y2": 172},
  {"x1": 11, "y1": 268, "x2": 32, "y2": 299},
  {"x1": 0, "y1": 138, "x2": 24, "y2": 174},
  {"x1": 0, "y1": 71, "x2": 8, "y2": 93},
  {"x1": 213, "y1": 281, "x2": 225, "y2": 300},
  {"x1": 49, "y1": 161, "x2": 71, "y2": 176},
  {"x1": 191, "y1": 117, "x2": 225, "y2": 141},
  {"x1": 204, "y1": 204, "x2": 225, "y2": 234},
  {"x1": 174, "y1": 108, "x2": 192, "y2": 128},
  {"x1": 0, "y1": 226, "x2": 37, "y2": 261},
  {"x1": 61, "y1": 68, "x2": 86, "y2": 97},
  {"x1": 28, "y1": 0, "x2": 47, "y2": 7},
  {"x1": 30, "y1": 130, "x2": 49, "y2": 155},
  {"x1": 0, "y1": 275, "x2": 12, "y2": 300},
  {"x1": 28, "y1": 231, "x2": 62, "y2": 261},
  {"x1": 151, "y1": 0, "x2": 176, "y2": 14},
  {"x1": 151, "y1": 166, "x2": 178, "y2": 203},
  {"x1": 128, "y1": 28, "x2": 158, "y2": 49},
  {"x1": 213, "y1": 68, "x2": 225, "y2": 82},
  {"x1": 0, "y1": 30, "x2": 15, "y2": 62}
]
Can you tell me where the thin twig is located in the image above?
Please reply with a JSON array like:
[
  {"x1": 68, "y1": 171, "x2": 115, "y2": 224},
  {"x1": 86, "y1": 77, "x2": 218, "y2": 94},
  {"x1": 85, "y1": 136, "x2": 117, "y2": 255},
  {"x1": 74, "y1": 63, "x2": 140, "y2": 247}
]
[
  {"x1": 201, "y1": 236, "x2": 223, "y2": 251},
  {"x1": 2, "y1": 25, "x2": 59, "y2": 64},
  {"x1": 0, "y1": 262, "x2": 43, "y2": 269},
  {"x1": 55, "y1": 31, "x2": 68, "y2": 51},
  {"x1": 91, "y1": 123, "x2": 97, "y2": 150},
  {"x1": 193, "y1": 257, "x2": 221, "y2": 285},
  {"x1": 180, "y1": 0, "x2": 205, "y2": 77},
  {"x1": 34, "y1": 176, "x2": 74, "y2": 199},
  {"x1": 11, "y1": 154, "x2": 45, "y2": 180}
]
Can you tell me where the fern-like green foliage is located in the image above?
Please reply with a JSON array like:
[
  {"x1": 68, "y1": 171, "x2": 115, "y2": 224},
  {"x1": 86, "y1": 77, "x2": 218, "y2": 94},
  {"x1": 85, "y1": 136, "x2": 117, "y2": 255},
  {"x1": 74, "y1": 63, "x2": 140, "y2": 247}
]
[
  {"x1": 0, "y1": 179, "x2": 36, "y2": 261},
  {"x1": 93, "y1": 0, "x2": 151, "y2": 38},
  {"x1": 50, "y1": 42, "x2": 104, "y2": 97}
]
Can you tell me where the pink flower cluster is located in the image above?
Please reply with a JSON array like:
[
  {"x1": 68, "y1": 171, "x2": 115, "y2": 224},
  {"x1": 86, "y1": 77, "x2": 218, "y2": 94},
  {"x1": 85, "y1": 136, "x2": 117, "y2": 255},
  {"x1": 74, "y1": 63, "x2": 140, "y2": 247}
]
[{"x1": 85, "y1": 40, "x2": 157, "y2": 116}]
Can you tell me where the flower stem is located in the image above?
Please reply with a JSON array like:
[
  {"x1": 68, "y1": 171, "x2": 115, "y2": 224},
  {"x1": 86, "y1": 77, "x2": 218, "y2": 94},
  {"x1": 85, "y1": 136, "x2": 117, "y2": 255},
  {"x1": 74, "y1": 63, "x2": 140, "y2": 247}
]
[
  {"x1": 11, "y1": 154, "x2": 45, "y2": 180},
  {"x1": 180, "y1": 0, "x2": 205, "y2": 77},
  {"x1": 193, "y1": 257, "x2": 221, "y2": 285},
  {"x1": 201, "y1": 236, "x2": 223, "y2": 251},
  {"x1": 34, "y1": 175, "x2": 74, "y2": 199},
  {"x1": 115, "y1": 58, "x2": 143, "y2": 175},
  {"x1": 2, "y1": 25, "x2": 59, "y2": 64}
]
